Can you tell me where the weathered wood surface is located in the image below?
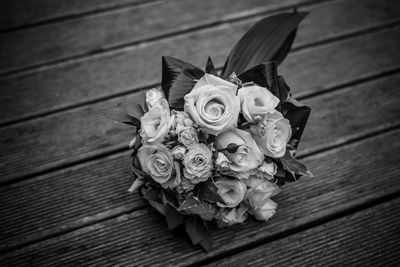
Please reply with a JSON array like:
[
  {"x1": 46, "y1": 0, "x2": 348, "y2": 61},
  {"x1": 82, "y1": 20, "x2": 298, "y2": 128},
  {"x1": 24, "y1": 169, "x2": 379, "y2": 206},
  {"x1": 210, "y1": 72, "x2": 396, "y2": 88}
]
[
  {"x1": 1, "y1": 0, "x2": 399, "y2": 125},
  {"x1": 0, "y1": 0, "x2": 148, "y2": 31},
  {"x1": 1, "y1": 26, "x2": 399, "y2": 184},
  {"x1": 206, "y1": 197, "x2": 400, "y2": 267},
  {"x1": 1, "y1": 129, "x2": 399, "y2": 266},
  {"x1": 0, "y1": 0, "x2": 310, "y2": 74},
  {"x1": 1, "y1": 0, "x2": 399, "y2": 265},
  {"x1": 1, "y1": 72, "x2": 399, "y2": 252}
]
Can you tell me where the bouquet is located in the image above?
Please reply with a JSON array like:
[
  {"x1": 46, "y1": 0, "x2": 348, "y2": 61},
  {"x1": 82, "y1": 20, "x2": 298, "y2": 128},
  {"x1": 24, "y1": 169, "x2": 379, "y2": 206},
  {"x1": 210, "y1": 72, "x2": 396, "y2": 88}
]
[{"x1": 107, "y1": 10, "x2": 312, "y2": 251}]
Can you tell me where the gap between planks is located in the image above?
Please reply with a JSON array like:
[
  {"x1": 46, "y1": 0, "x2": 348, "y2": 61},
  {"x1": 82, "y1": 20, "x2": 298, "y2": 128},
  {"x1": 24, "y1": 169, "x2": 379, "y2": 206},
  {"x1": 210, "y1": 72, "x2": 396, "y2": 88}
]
[
  {"x1": 2, "y1": 116, "x2": 399, "y2": 255},
  {"x1": 0, "y1": 0, "x2": 333, "y2": 77},
  {"x1": 200, "y1": 195, "x2": 400, "y2": 267},
  {"x1": 1, "y1": 127, "x2": 399, "y2": 264},
  {"x1": 1, "y1": 19, "x2": 399, "y2": 130},
  {"x1": 0, "y1": 0, "x2": 163, "y2": 33},
  {"x1": 1, "y1": 0, "x2": 398, "y2": 127},
  {"x1": 1, "y1": 71, "x2": 400, "y2": 254},
  {"x1": 1, "y1": 63, "x2": 399, "y2": 188}
]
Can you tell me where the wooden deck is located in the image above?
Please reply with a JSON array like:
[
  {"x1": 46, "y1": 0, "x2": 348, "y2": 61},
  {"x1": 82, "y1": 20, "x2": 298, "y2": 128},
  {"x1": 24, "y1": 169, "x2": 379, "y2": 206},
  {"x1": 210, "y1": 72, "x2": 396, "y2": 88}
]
[{"x1": 0, "y1": 0, "x2": 399, "y2": 266}]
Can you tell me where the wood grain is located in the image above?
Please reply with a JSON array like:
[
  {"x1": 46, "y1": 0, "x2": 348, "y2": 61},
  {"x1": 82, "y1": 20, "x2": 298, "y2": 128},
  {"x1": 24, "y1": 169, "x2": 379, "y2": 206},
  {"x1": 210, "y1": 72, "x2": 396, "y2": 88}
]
[
  {"x1": 206, "y1": 198, "x2": 400, "y2": 267},
  {"x1": 0, "y1": 0, "x2": 147, "y2": 31},
  {"x1": 0, "y1": 0, "x2": 311, "y2": 74},
  {"x1": 0, "y1": 27, "x2": 399, "y2": 183},
  {"x1": 1, "y1": 72, "x2": 399, "y2": 252},
  {"x1": 1, "y1": 128, "x2": 399, "y2": 266},
  {"x1": 1, "y1": 0, "x2": 399, "y2": 125}
]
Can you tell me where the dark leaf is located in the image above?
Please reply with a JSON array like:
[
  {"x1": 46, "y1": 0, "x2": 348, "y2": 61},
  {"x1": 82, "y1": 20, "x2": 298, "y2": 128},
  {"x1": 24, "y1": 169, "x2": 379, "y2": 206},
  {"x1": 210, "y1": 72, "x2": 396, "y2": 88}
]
[
  {"x1": 185, "y1": 217, "x2": 211, "y2": 251},
  {"x1": 283, "y1": 98, "x2": 311, "y2": 149},
  {"x1": 165, "y1": 204, "x2": 185, "y2": 230},
  {"x1": 178, "y1": 193, "x2": 215, "y2": 216},
  {"x1": 238, "y1": 63, "x2": 271, "y2": 88},
  {"x1": 102, "y1": 105, "x2": 140, "y2": 126},
  {"x1": 142, "y1": 187, "x2": 160, "y2": 202},
  {"x1": 205, "y1": 57, "x2": 218, "y2": 75},
  {"x1": 142, "y1": 187, "x2": 167, "y2": 216},
  {"x1": 161, "y1": 56, "x2": 205, "y2": 109},
  {"x1": 279, "y1": 151, "x2": 313, "y2": 177},
  {"x1": 221, "y1": 11, "x2": 308, "y2": 77},
  {"x1": 272, "y1": 75, "x2": 291, "y2": 112},
  {"x1": 274, "y1": 159, "x2": 299, "y2": 185},
  {"x1": 161, "y1": 189, "x2": 181, "y2": 210},
  {"x1": 103, "y1": 92, "x2": 148, "y2": 126},
  {"x1": 178, "y1": 194, "x2": 202, "y2": 211},
  {"x1": 199, "y1": 237, "x2": 212, "y2": 252},
  {"x1": 194, "y1": 179, "x2": 225, "y2": 204},
  {"x1": 271, "y1": 28, "x2": 298, "y2": 65}
]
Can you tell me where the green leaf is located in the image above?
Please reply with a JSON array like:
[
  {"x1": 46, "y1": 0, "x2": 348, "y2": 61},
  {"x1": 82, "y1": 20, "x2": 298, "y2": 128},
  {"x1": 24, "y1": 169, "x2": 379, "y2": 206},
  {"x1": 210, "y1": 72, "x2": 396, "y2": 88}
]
[
  {"x1": 220, "y1": 11, "x2": 308, "y2": 77},
  {"x1": 283, "y1": 98, "x2": 311, "y2": 149},
  {"x1": 165, "y1": 204, "x2": 185, "y2": 230},
  {"x1": 185, "y1": 217, "x2": 211, "y2": 251},
  {"x1": 205, "y1": 56, "x2": 218, "y2": 76},
  {"x1": 280, "y1": 151, "x2": 313, "y2": 178},
  {"x1": 161, "y1": 56, "x2": 205, "y2": 109},
  {"x1": 194, "y1": 179, "x2": 225, "y2": 204}
]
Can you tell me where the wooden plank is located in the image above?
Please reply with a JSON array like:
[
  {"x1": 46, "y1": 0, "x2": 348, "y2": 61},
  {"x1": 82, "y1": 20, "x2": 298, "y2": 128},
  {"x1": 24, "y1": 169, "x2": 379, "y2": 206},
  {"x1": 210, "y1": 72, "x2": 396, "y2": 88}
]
[
  {"x1": 0, "y1": 27, "x2": 399, "y2": 183},
  {"x1": 206, "y1": 198, "x2": 400, "y2": 267},
  {"x1": 0, "y1": 0, "x2": 312, "y2": 74},
  {"x1": 0, "y1": 0, "x2": 148, "y2": 31},
  {"x1": 1, "y1": 128, "x2": 399, "y2": 266},
  {"x1": 1, "y1": 72, "x2": 399, "y2": 252},
  {"x1": 1, "y1": 0, "x2": 400, "y2": 125}
]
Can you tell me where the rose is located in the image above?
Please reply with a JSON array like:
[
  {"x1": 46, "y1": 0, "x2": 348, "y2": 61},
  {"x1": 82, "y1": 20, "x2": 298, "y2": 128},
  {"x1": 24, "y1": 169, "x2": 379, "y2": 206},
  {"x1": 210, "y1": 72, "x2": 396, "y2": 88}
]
[
  {"x1": 252, "y1": 199, "x2": 278, "y2": 221},
  {"x1": 215, "y1": 128, "x2": 263, "y2": 179},
  {"x1": 171, "y1": 110, "x2": 194, "y2": 130},
  {"x1": 214, "y1": 177, "x2": 247, "y2": 208},
  {"x1": 177, "y1": 126, "x2": 198, "y2": 148},
  {"x1": 216, "y1": 203, "x2": 249, "y2": 227},
  {"x1": 238, "y1": 85, "x2": 279, "y2": 122},
  {"x1": 183, "y1": 144, "x2": 213, "y2": 184},
  {"x1": 137, "y1": 144, "x2": 181, "y2": 189},
  {"x1": 244, "y1": 176, "x2": 280, "y2": 208},
  {"x1": 184, "y1": 74, "x2": 240, "y2": 135},
  {"x1": 145, "y1": 88, "x2": 165, "y2": 109},
  {"x1": 140, "y1": 89, "x2": 171, "y2": 144},
  {"x1": 253, "y1": 161, "x2": 277, "y2": 181},
  {"x1": 250, "y1": 110, "x2": 292, "y2": 158},
  {"x1": 171, "y1": 145, "x2": 186, "y2": 160}
]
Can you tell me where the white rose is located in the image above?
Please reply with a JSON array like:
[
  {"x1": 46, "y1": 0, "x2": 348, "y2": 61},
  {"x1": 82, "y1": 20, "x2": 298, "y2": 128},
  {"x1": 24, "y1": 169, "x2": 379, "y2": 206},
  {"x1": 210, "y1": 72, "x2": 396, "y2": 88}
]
[
  {"x1": 140, "y1": 89, "x2": 171, "y2": 144},
  {"x1": 238, "y1": 85, "x2": 279, "y2": 122},
  {"x1": 184, "y1": 74, "x2": 240, "y2": 135},
  {"x1": 177, "y1": 126, "x2": 198, "y2": 148},
  {"x1": 250, "y1": 110, "x2": 292, "y2": 158},
  {"x1": 252, "y1": 198, "x2": 278, "y2": 221},
  {"x1": 253, "y1": 161, "x2": 277, "y2": 180},
  {"x1": 215, "y1": 128, "x2": 263, "y2": 179},
  {"x1": 146, "y1": 88, "x2": 165, "y2": 109},
  {"x1": 216, "y1": 203, "x2": 249, "y2": 227},
  {"x1": 183, "y1": 144, "x2": 213, "y2": 184},
  {"x1": 214, "y1": 177, "x2": 247, "y2": 208},
  {"x1": 171, "y1": 145, "x2": 186, "y2": 160},
  {"x1": 245, "y1": 176, "x2": 280, "y2": 208},
  {"x1": 137, "y1": 144, "x2": 181, "y2": 189}
]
